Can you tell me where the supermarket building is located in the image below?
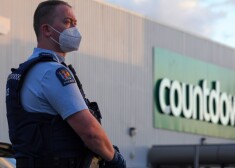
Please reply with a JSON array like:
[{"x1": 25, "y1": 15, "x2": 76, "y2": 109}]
[{"x1": 1, "y1": 0, "x2": 235, "y2": 167}]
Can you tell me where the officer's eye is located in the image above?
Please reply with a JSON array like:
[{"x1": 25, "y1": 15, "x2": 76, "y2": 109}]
[
  {"x1": 64, "y1": 19, "x2": 71, "y2": 25},
  {"x1": 64, "y1": 18, "x2": 77, "y2": 27}
]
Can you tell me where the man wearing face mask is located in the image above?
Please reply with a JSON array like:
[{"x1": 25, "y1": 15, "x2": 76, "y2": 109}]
[{"x1": 6, "y1": 1, "x2": 126, "y2": 168}]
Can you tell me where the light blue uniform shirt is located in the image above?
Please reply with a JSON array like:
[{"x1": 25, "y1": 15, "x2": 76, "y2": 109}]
[{"x1": 21, "y1": 48, "x2": 88, "y2": 119}]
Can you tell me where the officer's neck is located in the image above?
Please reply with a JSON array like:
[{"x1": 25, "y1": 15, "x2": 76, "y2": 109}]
[{"x1": 37, "y1": 43, "x2": 66, "y2": 57}]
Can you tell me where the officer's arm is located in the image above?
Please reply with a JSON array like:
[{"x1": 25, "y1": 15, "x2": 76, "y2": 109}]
[{"x1": 66, "y1": 109, "x2": 115, "y2": 161}]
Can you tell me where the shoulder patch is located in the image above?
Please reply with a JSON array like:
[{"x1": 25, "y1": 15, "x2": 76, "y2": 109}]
[{"x1": 56, "y1": 67, "x2": 75, "y2": 86}]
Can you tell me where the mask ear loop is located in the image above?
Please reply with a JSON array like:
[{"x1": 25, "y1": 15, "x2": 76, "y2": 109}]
[
  {"x1": 50, "y1": 36, "x2": 62, "y2": 46},
  {"x1": 48, "y1": 24, "x2": 61, "y2": 34},
  {"x1": 47, "y1": 25, "x2": 63, "y2": 46}
]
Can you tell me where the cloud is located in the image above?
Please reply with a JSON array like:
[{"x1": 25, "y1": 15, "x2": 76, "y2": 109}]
[
  {"x1": 179, "y1": 0, "x2": 197, "y2": 9},
  {"x1": 142, "y1": 0, "x2": 226, "y2": 37},
  {"x1": 102, "y1": 0, "x2": 235, "y2": 47},
  {"x1": 195, "y1": 0, "x2": 235, "y2": 47},
  {"x1": 133, "y1": 0, "x2": 147, "y2": 4}
]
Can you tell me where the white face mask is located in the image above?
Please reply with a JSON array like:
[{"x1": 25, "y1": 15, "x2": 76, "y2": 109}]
[{"x1": 49, "y1": 25, "x2": 82, "y2": 53}]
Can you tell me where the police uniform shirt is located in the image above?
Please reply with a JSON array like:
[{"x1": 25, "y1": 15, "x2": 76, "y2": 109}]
[{"x1": 21, "y1": 48, "x2": 88, "y2": 119}]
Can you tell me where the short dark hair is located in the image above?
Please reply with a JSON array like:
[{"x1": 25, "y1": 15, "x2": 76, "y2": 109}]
[{"x1": 33, "y1": 0, "x2": 71, "y2": 38}]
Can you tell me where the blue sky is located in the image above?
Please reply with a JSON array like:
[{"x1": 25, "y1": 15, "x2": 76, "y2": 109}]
[{"x1": 97, "y1": 0, "x2": 235, "y2": 48}]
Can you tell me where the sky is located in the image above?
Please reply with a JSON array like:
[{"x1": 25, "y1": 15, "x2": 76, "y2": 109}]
[{"x1": 97, "y1": 0, "x2": 235, "y2": 49}]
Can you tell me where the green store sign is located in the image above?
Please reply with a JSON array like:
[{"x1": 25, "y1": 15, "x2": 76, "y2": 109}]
[{"x1": 153, "y1": 48, "x2": 235, "y2": 139}]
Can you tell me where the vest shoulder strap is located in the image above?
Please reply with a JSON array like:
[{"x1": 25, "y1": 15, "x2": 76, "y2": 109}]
[{"x1": 11, "y1": 52, "x2": 56, "y2": 91}]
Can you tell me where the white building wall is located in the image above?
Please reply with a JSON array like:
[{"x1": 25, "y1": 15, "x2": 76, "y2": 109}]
[{"x1": 1, "y1": 0, "x2": 235, "y2": 167}]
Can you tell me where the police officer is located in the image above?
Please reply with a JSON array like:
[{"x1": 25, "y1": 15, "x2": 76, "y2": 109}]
[{"x1": 6, "y1": 1, "x2": 126, "y2": 168}]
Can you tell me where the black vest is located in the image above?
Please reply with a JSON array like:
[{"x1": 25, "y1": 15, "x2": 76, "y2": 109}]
[{"x1": 6, "y1": 53, "x2": 86, "y2": 158}]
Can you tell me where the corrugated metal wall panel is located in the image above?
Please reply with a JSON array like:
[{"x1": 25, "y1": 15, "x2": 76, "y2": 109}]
[{"x1": 1, "y1": 0, "x2": 235, "y2": 167}]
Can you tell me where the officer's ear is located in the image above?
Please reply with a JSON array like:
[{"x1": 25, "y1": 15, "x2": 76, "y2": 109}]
[{"x1": 41, "y1": 24, "x2": 51, "y2": 38}]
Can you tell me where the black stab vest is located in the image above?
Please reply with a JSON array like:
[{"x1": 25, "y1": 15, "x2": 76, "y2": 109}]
[{"x1": 6, "y1": 53, "x2": 86, "y2": 158}]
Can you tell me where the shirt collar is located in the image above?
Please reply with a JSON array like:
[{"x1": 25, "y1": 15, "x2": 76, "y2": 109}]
[{"x1": 29, "y1": 48, "x2": 65, "y2": 63}]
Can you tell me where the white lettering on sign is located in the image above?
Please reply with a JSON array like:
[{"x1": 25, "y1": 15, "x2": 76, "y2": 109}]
[{"x1": 158, "y1": 78, "x2": 235, "y2": 126}]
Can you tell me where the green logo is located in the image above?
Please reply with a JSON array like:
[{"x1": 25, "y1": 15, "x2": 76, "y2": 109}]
[{"x1": 153, "y1": 48, "x2": 235, "y2": 139}]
